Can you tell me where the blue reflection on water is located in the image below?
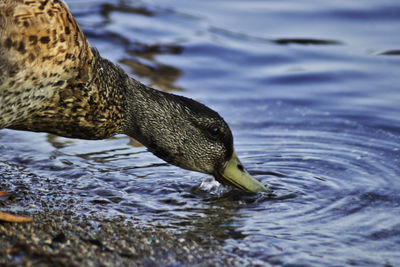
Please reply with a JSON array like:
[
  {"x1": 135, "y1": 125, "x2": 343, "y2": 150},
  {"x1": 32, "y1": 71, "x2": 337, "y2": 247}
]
[{"x1": 1, "y1": 0, "x2": 400, "y2": 265}]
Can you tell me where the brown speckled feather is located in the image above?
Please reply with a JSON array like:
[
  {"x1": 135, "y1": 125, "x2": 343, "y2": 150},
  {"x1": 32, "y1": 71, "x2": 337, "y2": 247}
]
[{"x1": 0, "y1": 0, "x2": 125, "y2": 139}]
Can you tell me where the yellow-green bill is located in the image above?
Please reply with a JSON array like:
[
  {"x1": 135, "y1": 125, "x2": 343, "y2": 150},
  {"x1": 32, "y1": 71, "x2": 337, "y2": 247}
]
[{"x1": 214, "y1": 150, "x2": 270, "y2": 193}]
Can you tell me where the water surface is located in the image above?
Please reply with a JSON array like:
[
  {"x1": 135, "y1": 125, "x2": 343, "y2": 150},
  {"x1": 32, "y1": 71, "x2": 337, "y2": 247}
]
[{"x1": 1, "y1": 0, "x2": 400, "y2": 265}]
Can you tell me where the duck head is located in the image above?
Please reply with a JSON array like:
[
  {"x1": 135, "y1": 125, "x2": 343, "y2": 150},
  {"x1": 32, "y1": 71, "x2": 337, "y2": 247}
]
[{"x1": 124, "y1": 81, "x2": 269, "y2": 193}]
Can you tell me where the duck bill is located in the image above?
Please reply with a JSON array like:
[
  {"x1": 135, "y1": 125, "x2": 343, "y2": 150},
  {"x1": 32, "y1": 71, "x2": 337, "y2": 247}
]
[{"x1": 214, "y1": 150, "x2": 270, "y2": 193}]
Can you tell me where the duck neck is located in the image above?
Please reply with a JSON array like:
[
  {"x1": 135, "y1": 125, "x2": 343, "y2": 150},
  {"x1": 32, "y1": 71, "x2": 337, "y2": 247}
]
[
  {"x1": 122, "y1": 78, "x2": 175, "y2": 148},
  {"x1": 122, "y1": 76, "x2": 200, "y2": 169}
]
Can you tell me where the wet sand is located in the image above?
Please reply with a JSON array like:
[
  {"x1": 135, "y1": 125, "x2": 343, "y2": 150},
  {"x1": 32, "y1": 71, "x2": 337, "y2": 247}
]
[
  {"x1": 0, "y1": 181, "x2": 243, "y2": 266},
  {"x1": 0, "y1": 210, "x2": 243, "y2": 266}
]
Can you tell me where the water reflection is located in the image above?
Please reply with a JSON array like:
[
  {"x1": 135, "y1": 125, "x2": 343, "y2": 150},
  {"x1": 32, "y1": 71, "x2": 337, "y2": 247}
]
[
  {"x1": 120, "y1": 57, "x2": 184, "y2": 92},
  {"x1": 79, "y1": 1, "x2": 185, "y2": 92},
  {"x1": 2, "y1": 0, "x2": 400, "y2": 265},
  {"x1": 210, "y1": 26, "x2": 343, "y2": 46},
  {"x1": 100, "y1": 2, "x2": 154, "y2": 18},
  {"x1": 380, "y1": 50, "x2": 400, "y2": 55}
]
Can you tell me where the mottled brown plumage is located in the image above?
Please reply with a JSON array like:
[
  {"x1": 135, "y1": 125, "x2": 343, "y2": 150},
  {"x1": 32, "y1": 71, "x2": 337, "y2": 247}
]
[
  {"x1": 0, "y1": 0, "x2": 126, "y2": 138},
  {"x1": 0, "y1": 0, "x2": 268, "y2": 222}
]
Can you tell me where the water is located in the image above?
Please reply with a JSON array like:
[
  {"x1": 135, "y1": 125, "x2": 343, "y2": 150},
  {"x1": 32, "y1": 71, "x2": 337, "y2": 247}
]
[{"x1": 1, "y1": 0, "x2": 400, "y2": 265}]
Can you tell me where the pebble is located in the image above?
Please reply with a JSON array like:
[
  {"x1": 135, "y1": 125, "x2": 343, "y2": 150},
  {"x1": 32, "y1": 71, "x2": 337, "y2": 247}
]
[
  {"x1": 0, "y1": 211, "x2": 243, "y2": 266},
  {"x1": 0, "y1": 172, "x2": 244, "y2": 266}
]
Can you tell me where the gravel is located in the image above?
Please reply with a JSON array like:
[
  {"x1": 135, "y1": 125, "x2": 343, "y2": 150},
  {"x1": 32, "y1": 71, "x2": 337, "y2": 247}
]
[
  {"x1": 0, "y1": 162, "x2": 247, "y2": 266},
  {"x1": 0, "y1": 210, "x2": 244, "y2": 266}
]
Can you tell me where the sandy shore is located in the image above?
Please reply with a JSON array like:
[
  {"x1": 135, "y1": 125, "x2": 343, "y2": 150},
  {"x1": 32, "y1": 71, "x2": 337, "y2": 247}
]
[
  {"x1": 0, "y1": 180, "x2": 245, "y2": 267},
  {"x1": 0, "y1": 210, "x2": 244, "y2": 266},
  {"x1": 0, "y1": 161, "x2": 247, "y2": 266}
]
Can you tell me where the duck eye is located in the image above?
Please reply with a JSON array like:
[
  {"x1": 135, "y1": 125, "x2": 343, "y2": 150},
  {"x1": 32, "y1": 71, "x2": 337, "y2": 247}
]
[{"x1": 209, "y1": 125, "x2": 220, "y2": 136}]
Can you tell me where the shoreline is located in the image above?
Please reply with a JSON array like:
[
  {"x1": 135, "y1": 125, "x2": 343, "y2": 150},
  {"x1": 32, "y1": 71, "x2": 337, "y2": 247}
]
[{"x1": 0, "y1": 211, "x2": 242, "y2": 266}]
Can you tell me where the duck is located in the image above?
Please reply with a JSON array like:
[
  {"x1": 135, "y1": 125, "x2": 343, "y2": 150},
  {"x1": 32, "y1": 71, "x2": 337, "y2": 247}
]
[{"x1": 0, "y1": 0, "x2": 269, "y2": 222}]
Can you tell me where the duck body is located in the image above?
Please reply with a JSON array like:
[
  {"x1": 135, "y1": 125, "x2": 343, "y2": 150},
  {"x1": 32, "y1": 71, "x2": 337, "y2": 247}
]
[
  {"x1": 0, "y1": 0, "x2": 269, "y2": 201},
  {"x1": 0, "y1": 0, "x2": 122, "y2": 138}
]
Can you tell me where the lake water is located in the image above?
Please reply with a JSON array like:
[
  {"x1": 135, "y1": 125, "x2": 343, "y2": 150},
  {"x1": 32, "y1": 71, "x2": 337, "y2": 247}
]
[{"x1": 1, "y1": 0, "x2": 400, "y2": 265}]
